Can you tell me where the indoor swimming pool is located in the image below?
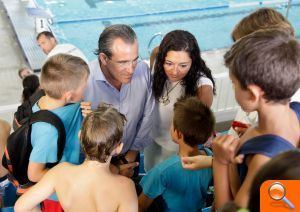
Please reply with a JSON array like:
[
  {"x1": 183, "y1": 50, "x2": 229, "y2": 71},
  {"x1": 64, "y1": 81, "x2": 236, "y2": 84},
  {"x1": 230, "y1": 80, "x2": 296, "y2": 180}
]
[
  {"x1": 34, "y1": 0, "x2": 300, "y2": 60},
  {"x1": 1, "y1": 0, "x2": 299, "y2": 124}
]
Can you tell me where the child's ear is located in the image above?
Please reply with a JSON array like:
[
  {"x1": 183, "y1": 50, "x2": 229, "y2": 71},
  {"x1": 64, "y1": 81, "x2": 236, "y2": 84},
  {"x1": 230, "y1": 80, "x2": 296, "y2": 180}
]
[
  {"x1": 50, "y1": 37, "x2": 57, "y2": 45},
  {"x1": 247, "y1": 84, "x2": 264, "y2": 102},
  {"x1": 78, "y1": 130, "x2": 81, "y2": 139},
  {"x1": 176, "y1": 130, "x2": 183, "y2": 140},
  {"x1": 99, "y1": 53, "x2": 108, "y2": 65},
  {"x1": 112, "y1": 142, "x2": 123, "y2": 155},
  {"x1": 172, "y1": 130, "x2": 183, "y2": 144},
  {"x1": 63, "y1": 91, "x2": 73, "y2": 103}
]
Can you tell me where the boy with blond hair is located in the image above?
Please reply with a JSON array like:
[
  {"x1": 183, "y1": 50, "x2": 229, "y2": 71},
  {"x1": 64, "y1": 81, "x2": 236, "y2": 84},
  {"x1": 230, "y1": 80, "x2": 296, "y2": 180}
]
[
  {"x1": 27, "y1": 54, "x2": 89, "y2": 210},
  {"x1": 138, "y1": 97, "x2": 215, "y2": 211},
  {"x1": 14, "y1": 105, "x2": 138, "y2": 212}
]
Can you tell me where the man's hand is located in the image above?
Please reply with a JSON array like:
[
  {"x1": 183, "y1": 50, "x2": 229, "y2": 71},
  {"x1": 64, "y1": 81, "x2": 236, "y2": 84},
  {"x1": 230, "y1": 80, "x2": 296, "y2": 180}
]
[
  {"x1": 110, "y1": 150, "x2": 139, "y2": 178},
  {"x1": 119, "y1": 162, "x2": 139, "y2": 178},
  {"x1": 80, "y1": 102, "x2": 92, "y2": 117},
  {"x1": 212, "y1": 135, "x2": 244, "y2": 165},
  {"x1": 125, "y1": 150, "x2": 138, "y2": 163}
]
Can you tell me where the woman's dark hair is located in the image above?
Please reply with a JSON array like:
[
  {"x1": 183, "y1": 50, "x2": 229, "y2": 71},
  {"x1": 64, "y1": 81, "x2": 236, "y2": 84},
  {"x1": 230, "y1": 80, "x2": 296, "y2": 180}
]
[
  {"x1": 152, "y1": 30, "x2": 215, "y2": 100},
  {"x1": 248, "y1": 150, "x2": 300, "y2": 212},
  {"x1": 22, "y1": 74, "x2": 40, "y2": 102}
]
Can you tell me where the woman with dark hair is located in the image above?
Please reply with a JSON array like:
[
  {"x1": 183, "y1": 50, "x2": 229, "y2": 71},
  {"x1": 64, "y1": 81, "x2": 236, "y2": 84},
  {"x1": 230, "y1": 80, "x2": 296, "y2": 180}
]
[
  {"x1": 13, "y1": 74, "x2": 40, "y2": 129},
  {"x1": 22, "y1": 74, "x2": 40, "y2": 102},
  {"x1": 144, "y1": 30, "x2": 215, "y2": 171}
]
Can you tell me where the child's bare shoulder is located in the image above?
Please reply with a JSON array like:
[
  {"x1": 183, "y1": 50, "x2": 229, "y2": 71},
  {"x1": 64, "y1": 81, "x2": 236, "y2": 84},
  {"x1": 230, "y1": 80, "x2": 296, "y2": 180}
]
[
  {"x1": 111, "y1": 175, "x2": 135, "y2": 193},
  {"x1": 113, "y1": 175, "x2": 136, "y2": 203},
  {"x1": 51, "y1": 162, "x2": 76, "y2": 174},
  {"x1": 114, "y1": 175, "x2": 135, "y2": 188}
]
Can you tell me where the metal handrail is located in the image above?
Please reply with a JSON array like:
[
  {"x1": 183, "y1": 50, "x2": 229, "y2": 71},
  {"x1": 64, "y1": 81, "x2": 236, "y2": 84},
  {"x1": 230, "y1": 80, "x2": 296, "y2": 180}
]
[
  {"x1": 286, "y1": 0, "x2": 292, "y2": 18},
  {"x1": 147, "y1": 32, "x2": 164, "y2": 55}
]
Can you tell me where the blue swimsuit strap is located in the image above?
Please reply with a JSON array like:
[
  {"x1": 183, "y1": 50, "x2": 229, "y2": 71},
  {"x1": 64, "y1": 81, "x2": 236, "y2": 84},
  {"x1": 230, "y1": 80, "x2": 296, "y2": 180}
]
[
  {"x1": 238, "y1": 135, "x2": 295, "y2": 158},
  {"x1": 290, "y1": 101, "x2": 300, "y2": 120}
]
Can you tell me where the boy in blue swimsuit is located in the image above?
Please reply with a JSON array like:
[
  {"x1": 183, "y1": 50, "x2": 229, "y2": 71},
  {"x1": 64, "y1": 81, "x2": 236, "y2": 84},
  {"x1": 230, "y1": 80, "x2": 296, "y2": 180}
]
[
  {"x1": 213, "y1": 29, "x2": 300, "y2": 209},
  {"x1": 138, "y1": 97, "x2": 215, "y2": 211},
  {"x1": 28, "y1": 54, "x2": 90, "y2": 210}
]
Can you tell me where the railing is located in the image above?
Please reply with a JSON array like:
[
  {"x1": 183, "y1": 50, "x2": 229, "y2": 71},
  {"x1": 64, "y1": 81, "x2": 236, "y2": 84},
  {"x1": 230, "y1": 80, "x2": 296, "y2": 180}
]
[
  {"x1": 212, "y1": 72, "x2": 238, "y2": 123},
  {"x1": 147, "y1": 32, "x2": 164, "y2": 55},
  {"x1": 286, "y1": 0, "x2": 292, "y2": 18}
]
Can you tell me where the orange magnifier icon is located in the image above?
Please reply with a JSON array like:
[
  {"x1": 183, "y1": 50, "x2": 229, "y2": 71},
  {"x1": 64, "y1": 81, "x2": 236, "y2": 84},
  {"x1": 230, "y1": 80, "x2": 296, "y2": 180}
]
[{"x1": 268, "y1": 182, "x2": 295, "y2": 209}]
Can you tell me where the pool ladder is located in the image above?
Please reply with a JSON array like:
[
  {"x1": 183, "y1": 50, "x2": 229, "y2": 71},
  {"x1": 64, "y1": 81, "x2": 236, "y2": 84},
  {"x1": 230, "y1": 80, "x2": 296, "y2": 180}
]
[
  {"x1": 286, "y1": 0, "x2": 292, "y2": 18},
  {"x1": 147, "y1": 32, "x2": 164, "y2": 55}
]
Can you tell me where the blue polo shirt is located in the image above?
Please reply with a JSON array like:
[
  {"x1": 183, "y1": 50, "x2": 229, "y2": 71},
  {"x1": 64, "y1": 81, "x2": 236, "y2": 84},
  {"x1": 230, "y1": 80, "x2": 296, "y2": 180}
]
[{"x1": 140, "y1": 148, "x2": 213, "y2": 212}]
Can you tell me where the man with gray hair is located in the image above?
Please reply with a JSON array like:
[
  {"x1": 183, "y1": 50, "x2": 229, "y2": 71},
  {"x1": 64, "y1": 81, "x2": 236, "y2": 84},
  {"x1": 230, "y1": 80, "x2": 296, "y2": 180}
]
[{"x1": 84, "y1": 24, "x2": 154, "y2": 177}]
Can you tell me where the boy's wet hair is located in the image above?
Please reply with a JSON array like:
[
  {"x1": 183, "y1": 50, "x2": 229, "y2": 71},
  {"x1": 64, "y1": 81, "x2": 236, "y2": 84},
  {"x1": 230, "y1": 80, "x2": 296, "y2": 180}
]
[
  {"x1": 231, "y1": 7, "x2": 294, "y2": 41},
  {"x1": 41, "y1": 54, "x2": 89, "y2": 99},
  {"x1": 173, "y1": 97, "x2": 215, "y2": 147},
  {"x1": 225, "y1": 29, "x2": 300, "y2": 104},
  {"x1": 80, "y1": 104, "x2": 126, "y2": 163}
]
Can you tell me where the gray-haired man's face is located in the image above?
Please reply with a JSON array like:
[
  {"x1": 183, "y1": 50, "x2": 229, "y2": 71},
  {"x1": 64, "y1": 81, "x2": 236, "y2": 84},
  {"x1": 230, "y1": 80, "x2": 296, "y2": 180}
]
[{"x1": 101, "y1": 38, "x2": 139, "y2": 85}]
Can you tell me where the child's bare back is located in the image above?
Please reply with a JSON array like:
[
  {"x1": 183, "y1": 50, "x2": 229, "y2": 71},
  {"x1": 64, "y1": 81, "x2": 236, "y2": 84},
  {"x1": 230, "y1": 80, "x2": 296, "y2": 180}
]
[
  {"x1": 14, "y1": 105, "x2": 138, "y2": 212},
  {"x1": 55, "y1": 162, "x2": 137, "y2": 212}
]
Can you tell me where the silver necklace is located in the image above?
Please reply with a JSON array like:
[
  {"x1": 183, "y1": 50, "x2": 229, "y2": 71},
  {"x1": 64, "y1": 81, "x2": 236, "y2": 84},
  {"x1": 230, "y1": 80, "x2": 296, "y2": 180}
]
[{"x1": 159, "y1": 81, "x2": 181, "y2": 106}]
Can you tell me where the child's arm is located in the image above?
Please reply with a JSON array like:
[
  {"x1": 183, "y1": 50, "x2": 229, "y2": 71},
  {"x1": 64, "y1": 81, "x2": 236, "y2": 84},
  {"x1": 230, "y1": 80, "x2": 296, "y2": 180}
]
[
  {"x1": 213, "y1": 158, "x2": 232, "y2": 210},
  {"x1": 181, "y1": 155, "x2": 212, "y2": 169},
  {"x1": 234, "y1": 154, "x2": 270, "y2": 207},
  {"x1": 29, "y1": 122, "x2": 60, "y2": 182},
  {"x1": 197, "y1": 85, "x2": 214, "y2": 107},
  {"x1": 182, "y1": 140, "x2": 244, "y2": 171},
  {"x1": 212, "y1": 135, "x2": 243, "y2": 210},
  {"x1": 28, "y1": 162, "x2": 48, "y2": 182},
  {"x1": 14, "y1": 165, "x2": 57, "y2": 212},
  {"x1": 138, "y1": 192, "x2": 154, "y2": 212}
]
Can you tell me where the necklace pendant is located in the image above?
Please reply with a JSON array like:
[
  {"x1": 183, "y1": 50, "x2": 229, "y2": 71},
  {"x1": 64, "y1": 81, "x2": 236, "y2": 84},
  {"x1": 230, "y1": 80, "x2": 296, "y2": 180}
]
[{"x1": 162, "y1": 96, "x2": 170, "y2": 106}]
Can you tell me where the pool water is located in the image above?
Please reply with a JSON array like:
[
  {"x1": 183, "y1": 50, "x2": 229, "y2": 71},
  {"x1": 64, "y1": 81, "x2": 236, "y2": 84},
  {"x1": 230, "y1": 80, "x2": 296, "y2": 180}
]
[{"x1": 35, "y1": 0, "x2": 300, "y2": 60}]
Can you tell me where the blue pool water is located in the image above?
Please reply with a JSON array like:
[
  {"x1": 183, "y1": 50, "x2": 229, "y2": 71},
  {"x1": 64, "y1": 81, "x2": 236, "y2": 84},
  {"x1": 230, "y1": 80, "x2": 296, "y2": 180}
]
[{"x1": 35, "y1": 0, "x2": 300, "y2": 60}]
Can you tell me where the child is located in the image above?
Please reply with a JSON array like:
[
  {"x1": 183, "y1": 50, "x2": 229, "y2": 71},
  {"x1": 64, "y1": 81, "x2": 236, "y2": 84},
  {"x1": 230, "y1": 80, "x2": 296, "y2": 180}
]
[
  {"x1": 213, "y1": 29, "x2": 300, "y2": 209},
  {"x1": 248, "y1": 150, "x2": 300, "y2": 212},
  {"x1": 0, "y1": 119, "x2": 10, "y2": 206},
  {"x1": 18, "y1": 67, "x2": 33, "y2": 79},
  {"x1": 14, "y1": 105, "x2": 138, "y2": 212},
  {"x1": 14, "y1": 74, "x2": 41, "y2": 129},
  {"x1": 21, "y1": 74, "x2": 40, "y2": 102},
  {"x1": 228, "y1": 7, "x2": 299, "y2": 137},
  {"x1": 139, "y1": 97, "x2": 215, "y2": 211},
  {"x1": 27, "y1": 54, "x2": 89, "y2": 209}
]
